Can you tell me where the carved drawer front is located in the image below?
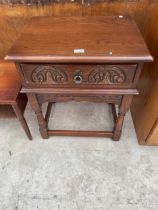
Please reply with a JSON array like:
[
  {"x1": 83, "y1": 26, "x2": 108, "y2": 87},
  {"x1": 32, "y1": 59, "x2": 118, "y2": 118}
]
[{"x1": 20, "y1": 63, "x2": 137, "y2": 88}]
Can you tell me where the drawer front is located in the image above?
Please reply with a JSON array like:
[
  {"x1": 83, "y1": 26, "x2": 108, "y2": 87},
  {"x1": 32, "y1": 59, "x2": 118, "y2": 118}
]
[{"x1": 20, "y1": 63, "x2": 137, "y2": 88}]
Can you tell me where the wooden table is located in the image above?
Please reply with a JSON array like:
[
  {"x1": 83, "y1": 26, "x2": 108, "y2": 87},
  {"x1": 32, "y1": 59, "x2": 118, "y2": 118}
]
[
  {"x1": 5, "y1": 16, "x2": 153, "y2": 141},
  {"x1": 0, "y1": 61, "x2": 32, "y2": 140}
]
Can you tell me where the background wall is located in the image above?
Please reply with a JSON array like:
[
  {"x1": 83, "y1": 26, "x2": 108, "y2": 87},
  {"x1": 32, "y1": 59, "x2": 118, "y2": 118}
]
[{"x1": 0, "y1": 0, "x2": 157, "y2": 145}]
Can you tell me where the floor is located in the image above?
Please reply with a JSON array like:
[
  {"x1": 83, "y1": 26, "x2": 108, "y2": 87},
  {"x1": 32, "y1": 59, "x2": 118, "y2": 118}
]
[{"x1": 0, "y1": 102, "x2": 158, "y2": 210}]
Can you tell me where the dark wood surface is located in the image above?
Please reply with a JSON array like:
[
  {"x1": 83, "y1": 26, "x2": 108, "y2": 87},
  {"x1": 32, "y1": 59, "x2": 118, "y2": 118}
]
[
  {"x1": 5, "y1": 16, "x2": 152, "y2": 141},
  {"x1": 21, "y1": 87, "x2": 138, "y2": 95},
  {"x1": 19, "y1": 63, "x2": 137, "y2": 88},
  {"x1": 47, "y1": 130, "x2": 113, "y2": 138},
  {"x1": 0, "y1": 105, "x2": 16, "y2": 118},
  {"x1": 130, "y1": 4, "x2": 158, "y2": 145},
  {"x1": 0, "y1": 61, "x2": 21, "y2": 104},
  {"x1": 5, "y1": 16, "x2": 153, "y2": 63},
  {"x1": 0, "y1": 61, "x2": 32, "y2": 140},
  {"x1": 0, "y1": 1, "x2": 158, "y2": 144},
  {"x1": 0, "y1": 93, "x2": 28, "y2": 119}
]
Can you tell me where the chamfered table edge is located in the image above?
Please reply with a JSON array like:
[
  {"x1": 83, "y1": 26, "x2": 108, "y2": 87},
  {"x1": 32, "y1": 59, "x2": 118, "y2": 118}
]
[
  {"x1": 21, "y1": 87, "x2": 139, "y2": 95},
  {"x1": 4, "y1": 55, "x2": 153, "y2": 63}
]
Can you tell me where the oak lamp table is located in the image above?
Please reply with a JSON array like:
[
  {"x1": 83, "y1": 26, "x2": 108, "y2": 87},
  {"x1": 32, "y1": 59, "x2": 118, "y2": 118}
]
[
  {"x1": 5, "y1": 16, "x2": 153, "y2": 141},
  {"x1": 0, "y1": 61, "x2": 32, "y2": 140}
]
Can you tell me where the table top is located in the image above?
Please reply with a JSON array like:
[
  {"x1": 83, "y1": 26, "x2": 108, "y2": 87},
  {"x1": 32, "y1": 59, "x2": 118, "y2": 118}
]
[
  {"x1": 0, "y1": 61, "x2": 21, "y2": 103},
  {"x1": 5, "y1": 16, "x2": 153, "y2": 63}
]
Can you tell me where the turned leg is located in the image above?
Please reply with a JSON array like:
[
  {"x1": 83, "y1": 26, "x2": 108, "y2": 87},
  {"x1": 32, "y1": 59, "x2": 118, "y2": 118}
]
[
  {"x1": 12, "y1": 103, "x2": 32, "y2": 140},
  {"x1": 112, "y1": 95, "x2": 133, "y2": 141},
  {"x1": 27, "y1": 93, "x2": 48, "y2": 139}
]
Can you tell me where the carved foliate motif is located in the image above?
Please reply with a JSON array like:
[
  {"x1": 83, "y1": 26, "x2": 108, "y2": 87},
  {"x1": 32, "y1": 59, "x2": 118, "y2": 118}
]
[
  {"x1": 88, "y1": 66, "x2": 126, "y2": 84},
  {"x1": 31, "y1": 65, "x2": 68, "y2": 84}
]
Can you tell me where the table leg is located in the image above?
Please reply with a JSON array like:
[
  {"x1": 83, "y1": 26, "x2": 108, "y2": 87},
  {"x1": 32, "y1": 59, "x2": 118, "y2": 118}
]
[
  {"x1": 45, "y1": 102, "x2": 55, "y2": 126},
  {"x1": 27, "y1": 93, "x2": 48, "y2": 139},
  {"x1": 112, "y1": 95, "x2": 133, "y2": 141},
  {"x1": 12, "y1": 103, "x2": 32, "y2": 140}
]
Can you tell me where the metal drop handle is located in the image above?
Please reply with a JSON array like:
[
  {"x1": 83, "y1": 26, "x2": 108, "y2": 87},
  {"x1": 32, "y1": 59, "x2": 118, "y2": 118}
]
[
  {"x1": 73, "y1": 70, "x2": 83, "y2": 84},
  {"x1": 74, "y1": 75, "x2": 82, "y2": 84}
]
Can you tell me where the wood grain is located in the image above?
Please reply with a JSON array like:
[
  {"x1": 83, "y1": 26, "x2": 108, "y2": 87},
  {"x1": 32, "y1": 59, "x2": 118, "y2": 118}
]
[
  {"x1": 0, "y1": 0, "x2": 157, "y2": 144},
  {"x1": 0, "y1": 61, "x2": 21, "y2": 103},
  {"x1": 10, "y1": 15, "x2": 145, "y2": 141},
  {"x1": 0, "y1": 1, "x2": 154, "y2": 59},
  {"x1": 131, "y1": 3, "x2": 158, "y2": 145},
  {"x1": 5, "y1": 16, "x2": 152, "y2": 63},
  {"x1": 19, "y1": 63, "x2": 137, "y2": 88},
  {"x1": 48, "y1": 130, "x2": 113, "y2": 138},
  {"x1": 147, "y1": 118, "x2": 158, "y2": 145},
  {"x1": 0, "y1": 61, "x2": 32, "y2": 139}
]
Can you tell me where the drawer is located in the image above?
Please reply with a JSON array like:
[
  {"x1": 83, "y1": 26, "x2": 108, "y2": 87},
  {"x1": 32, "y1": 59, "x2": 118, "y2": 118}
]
[{"x1": 20, "y1": 63, "x2": 137, "y2": 88}]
